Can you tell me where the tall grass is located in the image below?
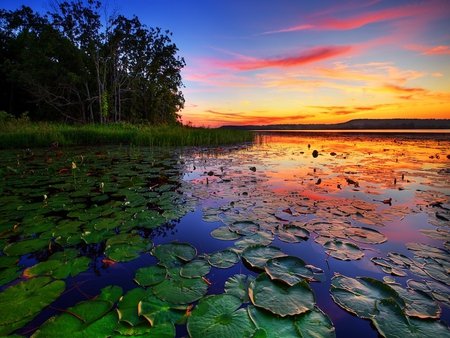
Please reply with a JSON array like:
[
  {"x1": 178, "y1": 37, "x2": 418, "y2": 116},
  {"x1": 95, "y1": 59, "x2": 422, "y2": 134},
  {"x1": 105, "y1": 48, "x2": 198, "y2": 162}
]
[{"x1": 0, "y1": 119, "x2": 254, "y2": 149}]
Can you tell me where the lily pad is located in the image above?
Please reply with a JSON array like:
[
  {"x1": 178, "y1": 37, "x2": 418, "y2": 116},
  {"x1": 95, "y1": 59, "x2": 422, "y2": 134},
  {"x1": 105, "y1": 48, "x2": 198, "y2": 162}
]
[
  {"x1": 344, "y1": 226, "x2": 387, "y2": 244},
  {"x1": 224, "y1": 274, "x2": 255, "y2": 303},
  {"x1": 152, "y1": 267, "x2": 209, "y2": 304},
  {"x1": 105, "y1": 234, "x2": 153, "y2": 262},
  {"x1": 0, "y1": 277, "x2": 66, "y2": 335},
  {"x1": 272, "y1": 225, "x2": 310, "y2": 243},
  {"x1": 135, "y1": 265, "x2": 167, "y2": 287},
  {"x1": 187, "y1": 294, "x2": 255, "y2": 338},
  {"x1": 229, "y1": 221, "x2": 259, "y2": 235},
  {"x1": 180, "y1": 259, "x2": 211, "y2": 278},
  {"x1": 3, "y1": 238, "x2": 48, "y2": 256},
  {"x1": 24, "y1": 256, "x2": 90, "y2": 279},
  {"x1": 211, "y1": 226, "x2": 242, "y2": 241},
  {"x1": 208, "y1": 249, "x2": 239, "y2": 269},
  {"x1": 389, "y1": 283, "x2": 440, "y2": 318},
  {"x1": 265, "y1": 256, "x2": 325, "y2": 284},
  {"x1": 249, "y1": 272, "x2": 315, "y2": 317},
  {"x1": 247, "y1": 305, "x2": 301, "y2": 337},
  {"x1": 151, "y1": 242, "x2": 197, "y2": 268},
  {"x1": 234, "y1": 231, "x2": 274, "y2": 249},
  {"x1": 31, "y1": 299, "x2": 117, "y2": 338},
  {"x1": 322, "y1": 239, "x2": 364, "y2": 261},
  {"x1": 139, "y1": 294, "x2": 190, "y2": 327},
  {"x1": 294, "y1": 306, "x2": 336, "y2": 338},
  {"x1": 117, "y1": 287, "x2": 152, "y2": 326},
  {"x1": 242, "y1": 245, "x2": 287, "y2": 270}
]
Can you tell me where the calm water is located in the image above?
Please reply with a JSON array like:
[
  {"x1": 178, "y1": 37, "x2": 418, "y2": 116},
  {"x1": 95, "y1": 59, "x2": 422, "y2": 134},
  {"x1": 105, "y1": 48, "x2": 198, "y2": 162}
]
[{"x1": 2, "y1": 131, "x2": 450, "y2": 337}]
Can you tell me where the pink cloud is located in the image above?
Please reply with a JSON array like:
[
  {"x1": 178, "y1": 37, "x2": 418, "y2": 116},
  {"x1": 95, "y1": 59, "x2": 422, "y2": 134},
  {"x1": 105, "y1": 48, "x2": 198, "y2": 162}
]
[
  {"x1": 212, "y1": 46, "x2": 352, "y2": 71},
  {"x1": 404, "y1": 44, "x2": 450, "y2": 55}
]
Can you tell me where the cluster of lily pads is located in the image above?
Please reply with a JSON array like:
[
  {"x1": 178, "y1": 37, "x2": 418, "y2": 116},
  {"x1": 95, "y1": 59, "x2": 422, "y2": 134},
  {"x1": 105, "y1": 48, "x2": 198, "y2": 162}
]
[{"x1": 0, "y1": 133, "x2": 450, "y2": 337}]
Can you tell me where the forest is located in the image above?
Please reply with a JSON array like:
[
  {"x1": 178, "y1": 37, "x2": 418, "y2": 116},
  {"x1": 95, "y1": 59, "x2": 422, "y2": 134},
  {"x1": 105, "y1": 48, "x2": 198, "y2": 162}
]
[{"x1": 0, "y1": 0, "x2": 186, "y2": 125}]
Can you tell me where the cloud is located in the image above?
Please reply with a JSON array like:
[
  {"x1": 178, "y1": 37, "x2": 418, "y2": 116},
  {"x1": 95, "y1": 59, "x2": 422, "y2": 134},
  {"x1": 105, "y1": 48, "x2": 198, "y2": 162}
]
[
  {"x1": 261, "y1": 25, "x2": 312, "y2": 35},
  {"x1": 404, "y1": 44, "x2": 450, "y2": 55},
  {"x1": 212, "y1": 46, "x2": 352, "y2": 71}
]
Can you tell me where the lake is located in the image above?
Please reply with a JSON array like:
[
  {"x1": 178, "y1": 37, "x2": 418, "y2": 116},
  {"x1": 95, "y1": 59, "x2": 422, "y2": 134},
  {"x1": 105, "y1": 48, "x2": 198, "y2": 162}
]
[{"x1": 1, "y1": 131, "x2": 450, "y2": 337}]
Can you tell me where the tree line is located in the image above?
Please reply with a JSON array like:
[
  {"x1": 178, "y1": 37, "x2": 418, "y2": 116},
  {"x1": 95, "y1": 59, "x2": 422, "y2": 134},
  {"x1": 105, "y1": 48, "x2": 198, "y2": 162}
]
[{"x1": 0, "y1": 0, "x2": 186, "y2": 124}]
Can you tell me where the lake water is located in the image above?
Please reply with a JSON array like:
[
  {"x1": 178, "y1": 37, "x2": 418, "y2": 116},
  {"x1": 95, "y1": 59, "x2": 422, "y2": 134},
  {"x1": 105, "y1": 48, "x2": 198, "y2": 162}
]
[{"x1": 1, "y1": 131, "x2": 450, "y2": 337}]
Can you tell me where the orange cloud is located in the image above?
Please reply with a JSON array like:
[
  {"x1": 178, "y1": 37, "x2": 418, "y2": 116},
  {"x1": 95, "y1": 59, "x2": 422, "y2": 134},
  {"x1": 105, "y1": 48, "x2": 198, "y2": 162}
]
[
  {"x1": 211, "y1": 46, "x2": 352, "y2": 71},
  {"x1": 404, "y1": 44, "x2": 450, "y2": 55}
]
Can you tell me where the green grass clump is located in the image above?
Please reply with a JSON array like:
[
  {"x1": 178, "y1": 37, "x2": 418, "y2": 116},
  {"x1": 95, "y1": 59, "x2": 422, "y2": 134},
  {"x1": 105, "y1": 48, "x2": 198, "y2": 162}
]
[{"x1": 0, "y1": 115, "x2": 254, "y2": 149}]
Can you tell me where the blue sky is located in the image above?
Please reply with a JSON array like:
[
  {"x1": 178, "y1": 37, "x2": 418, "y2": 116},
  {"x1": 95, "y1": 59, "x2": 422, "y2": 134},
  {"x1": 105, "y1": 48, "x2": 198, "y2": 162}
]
[{"x1": 3, "y1": 0, "x2": 450, "y2": 126}]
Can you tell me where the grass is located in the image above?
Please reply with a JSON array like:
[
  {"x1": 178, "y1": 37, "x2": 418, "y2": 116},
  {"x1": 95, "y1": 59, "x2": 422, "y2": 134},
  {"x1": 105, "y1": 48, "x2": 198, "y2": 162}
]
[{"x1": 0, "y1": 119, "x2": 254, "y2": 149}]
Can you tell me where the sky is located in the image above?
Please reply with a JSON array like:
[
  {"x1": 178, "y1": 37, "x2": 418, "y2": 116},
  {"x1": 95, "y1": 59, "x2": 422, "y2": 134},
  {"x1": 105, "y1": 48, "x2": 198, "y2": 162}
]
[{"x1": 3, "y1": 0, "x2": 450, "y2": 127}]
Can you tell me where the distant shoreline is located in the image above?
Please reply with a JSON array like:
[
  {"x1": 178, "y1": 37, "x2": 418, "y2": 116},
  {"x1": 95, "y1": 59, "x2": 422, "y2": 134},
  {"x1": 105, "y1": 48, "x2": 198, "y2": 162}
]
[{"x1": 220, "y1": 118, "x2": 450, "y2": 130}]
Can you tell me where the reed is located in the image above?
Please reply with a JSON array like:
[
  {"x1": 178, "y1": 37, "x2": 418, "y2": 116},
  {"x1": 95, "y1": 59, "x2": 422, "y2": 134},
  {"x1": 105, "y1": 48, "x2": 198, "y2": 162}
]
[{"x1": 0, "y1": 120, "x2": 254, "y2": 149}]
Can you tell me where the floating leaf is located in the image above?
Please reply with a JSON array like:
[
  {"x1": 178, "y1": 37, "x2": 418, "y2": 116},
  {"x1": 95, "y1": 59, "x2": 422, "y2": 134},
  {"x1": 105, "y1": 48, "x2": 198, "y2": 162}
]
[
  {"x1": 249, "y1": 272, "x2": 315, "y2": 317},
  {"x1": 389, "y1": 283, "x2": 440, "y2": 318},
  {"x1": 229, "y1": 221, "x2": 259, "y2": 235},
  {"x1": 294, "y1": 306, "x2": 336, "y2": 338},
  {"x1": 3, "y1": 238, "x2": 48, "y2": 256},
  {"x1": 187, "y1": 294, "x2": 255, "y2": 338},
  {"x1": 98, "y1": 285, "x2": 123, "y2": 303},
  {"x1": 151, "y1": 242, "x2": 197, "y2": 268},
  {"x1": 31, "y1": 299, "x2": 117, "y2": 338},
  {"x1": 208, "y1": 249, "x2": 239, "y2": 269},
  {"x1": 234, "y1": 231, "x2": 274, "y2": 249},
  {"x1": 117, "y1": 287, "x2": 152, "y2": 326},
  {"x1": 344, "y1": 226, "x2": 387, "y2": 244},
  {"x1": 224, "y1": 274, "x2": 255, "y2": 303},
  {"x1": 180, "y1": 259, "x2": 211, "y2": 278},
  {"x1": 152, "y1": 267, "x2": 209, "y2": 304},
  {"x1": 0, "y1": 277, "x2": 65, "y2": 335},
  {"x1": 265, "y1": 256, "x2": 325, "y2": 285},
  {"x1": 105, "y1": 234, "x2": 153, "y2": 262},
  {"x1": 242, "y1": 245, "x2": 287, "y2": 270},
  {"x1": 135, "y1": 265, "x2": 167, "y2": 287},
  {"x1": 139, "y1": 294, "x2": 189, "y2": 327},
  {"x1": 25, "y1": 256, "x2": 90, "y2": 279},
  {"x1": 322, "y1": 239, "x2": 364, "y2": 261},
  {"x1": 272, "y1": 225, "x2": 310, "y2": 243},
  {"x1": 247, "y1": 306, "x2": 301, "y2": 337},
  {"x1": 211, "y1": 226, "x2": 242, "y2": 240}
]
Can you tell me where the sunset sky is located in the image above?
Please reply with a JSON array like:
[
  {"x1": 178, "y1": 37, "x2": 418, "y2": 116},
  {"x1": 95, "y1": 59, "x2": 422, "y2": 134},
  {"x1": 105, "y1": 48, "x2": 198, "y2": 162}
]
[{"x1": 5, "y1": 0, "x2": 450, "y2": 127}]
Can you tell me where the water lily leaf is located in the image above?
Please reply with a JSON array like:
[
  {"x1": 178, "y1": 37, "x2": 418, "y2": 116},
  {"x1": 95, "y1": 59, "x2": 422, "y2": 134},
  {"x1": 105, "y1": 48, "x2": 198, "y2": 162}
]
[
  {"x1": 330, "y1": 274, "x2": 404, "y2": 318},
  {"x1": 31, "y1": 299, "x2": 117, "y2": 338},
  {"x1": 371, "y1": 257, "x2": 408, "y2": 276},
  {"x1": 151, "y1": 242, "x2": 197, "y2": 268},
  {"x1": 294, "y1": 306, "x2": 336, "y2": 338},
  {"x1": 272, "y1": 225, "x2": 310, "y2": 243},
  {"x1": 247, "y1": 306, "x2": 301, "y2": 337},
  {"x1": 265, "y1": 256, "x2": 325, "y2": 285},
  {"x1": 98, "y1": 285, "x2": 123, "y2": 303},
  {"x1": 3, "y1": 238, "x2": 48, "y2": 256},
  {"x1": 0, "y1": 265, "x2": 22, "y2": 286},
  {"x1": 187, "y1": 294, "x2": 255, "y2": 338},
  {"x1": 229, "y1": 221, "x2": 259, "y2": 235},
  {"x1": 344, "y1": 226, "x2": 387, "y2": 244},
  {"x1": 180, "y1": 259, "x2": 211, "y2": 278},
  {"x1": 135, "y1": 265, "x2": 167, "y2": 286},
  {"x1": 406, "y1": 242, "x2": 450, "y2": 261},
  {"x1": 25, "y1": 256, "x2": 90, "y2": 279},
  {"x1": 242, "y1": 245, "x2": 287, "y2": 271},
  {"x1": 211, "y1": 226, "x2": 243, "y2": 240},
  {"x1": 208, "y1": 249, "x2": 239, "y2": 269},
  {"x1": 118, "y1": 287, "x2": 152, "y2": 326},
  {"x1": 408, "y1": 279, "x2": 450, "y2": 307},
  {"x1": 389, "y1": 283, "x2": 440, "y2": 318},
  {"x1": 322, "y1": 239, "x2": 364, "y2": 261},
  {"x1": 152, "y1": 267, "x2": 209, "y2": 304},
  {"x1": 249, "y1": 272, "x2": 315, "y2": 317},
  {"x1": 371, "y1": 298, "x2": 450, "y2": 338},
  {"x1": 224, "y1": 274, "x2": 255, "y2": 303},
  {"x1": 0, "y1": 277, "x2": 65, "y2": 335},
  {"x1": 105, "y1": 234, "x2": 153, "y2": 262},
  {"x1": 139, "y1": 294, "x2": 189, "y2": 326},
  {"x1": 234, "y1": 231, "x2": 274, "y2": 249}
]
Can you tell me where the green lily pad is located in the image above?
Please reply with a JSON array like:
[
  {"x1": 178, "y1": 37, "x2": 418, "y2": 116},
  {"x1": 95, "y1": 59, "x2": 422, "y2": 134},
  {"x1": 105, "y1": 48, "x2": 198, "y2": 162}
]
[
  {"x1": 249, "y1": 272, "x2": 315, "y2": 317},
  {"x1": 117, "y1": 287, "x2": 152, "y2": 326},
  {"x1": 330, "y1": 274, "x2": 404, "y2": 318},
  {"x1": 294, "y1": 306, "x2": 336, "y2": 338},
  {"x1": 234, "y1": 231, "x2": 274, "y2": 249},
  {"x1": 265, "y1": 256, "x2": 325, "y2": 285},
  {"x1": 0, "y1": 277, "x2": 65, "y2": 335},
  {"x1": 208, "y1": 249, "x2": 239, "y2": 269},
  {"x1": 151, "y1": 242, "x2": 197, "y2": 268},
  {"x1": 389, "y1": 283, "x2": 440, "y2": 318},
  {"x1": 3, "y1": 238, "x2": 48, "y2": 256},
  {"x1": 371, "y1": 297, "x2": 450, "y2": 338},
  {"x1": 105, "y1": 234, "x2": 153, "y2": 262},
  {"x1": 152, "y1": 267, "x2": 209, "y2": 304},
  {"x1": 135, "y1": 265, "x2": 167, "y2": 287},
  {"x1": 25, "y1": 256, "x2": 90, "y2": 279},
  {"x1": 187, "y1": 294, "x2": 255, "y2": 338},
  {"x1": 139, "y1": 294, "x2": 189, "y2": 327},
  {"x1": 247, "y1": 305, "x2": 301, "y2": 337},
  {"x1": 180, "y1": 259, "x2": 211, "y2": 278},
  {"x1": 224, "y1": 274, "x2": 255, "y2": 303},
  {"x1": 273, "y1": 225, "x2": 310, "y2": 243},
  {"x1": 371, "y1": 257, "x2": 408, "y2": 276},
  {"x1": 31, "y1": 299, "x2": 117, "y2": 338},
  {"x1": 211, "y1": 226, "x2": 243, "y2": 240},
  {"x1": 98, "y1": 285, "x2": 123, "y2": 303},
  {"x1": 242, "y1": 245, "x2": 287, "y2": 270}
]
